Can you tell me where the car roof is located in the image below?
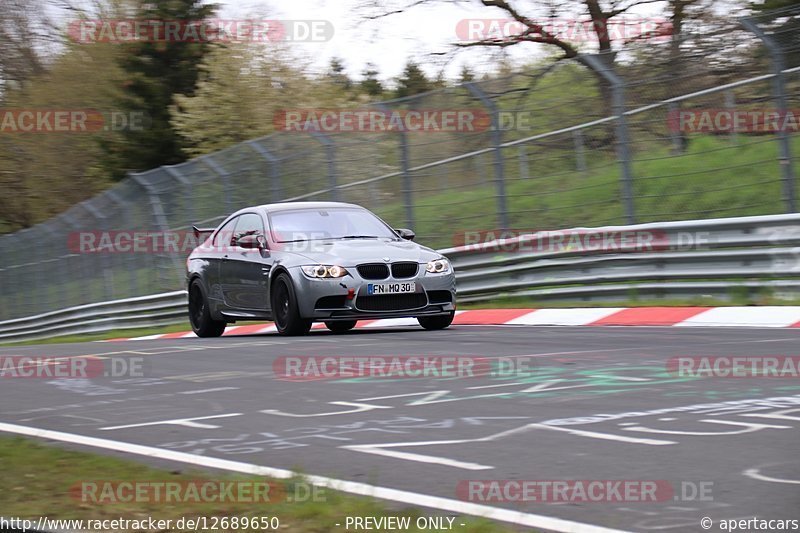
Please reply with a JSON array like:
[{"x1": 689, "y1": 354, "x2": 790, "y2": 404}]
[{"x1": 240, "y1": 201, "x2": 364, "y2": 214}]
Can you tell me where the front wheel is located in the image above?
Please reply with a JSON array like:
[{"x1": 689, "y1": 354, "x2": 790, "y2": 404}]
[
  {"x1": 271, "y1": 273, "x2": 312, "y2": 336},
  {"x1": 188, "y1": 280, "x2": 226, "y2": 338},
  {"x1": 417, "y1": 311, "x2": 455, "y2": 331},
  {"x1": 325, "y1": 320, "x2": 357, "y2": 333}
]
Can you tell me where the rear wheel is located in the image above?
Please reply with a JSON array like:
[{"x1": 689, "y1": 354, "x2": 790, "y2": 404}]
[
  {"x1": 271, "y1": 273, "x2": 312, "y2": 336},
  {"x1": 325, "y1": 320, "x2": 357, "y2": 333},
  {"x1": 188, "y1": 280, "x2": 226, "y2": 338},
  {"x1": 418, "y1": 311, "x2": 455, "y2": 331}
]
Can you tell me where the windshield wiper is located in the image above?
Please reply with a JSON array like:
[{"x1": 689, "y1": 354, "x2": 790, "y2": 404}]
[{"x1": 337, "y1": 235, "x2": 380, "y2": 240}]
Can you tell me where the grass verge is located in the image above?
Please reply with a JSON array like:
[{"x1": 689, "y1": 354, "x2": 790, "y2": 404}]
[{"x1": 0, "y1": 436, "x2": 513, "y2": 533}]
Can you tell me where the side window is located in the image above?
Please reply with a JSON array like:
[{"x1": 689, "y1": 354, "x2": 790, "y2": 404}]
[
  {"x1": 213, "y1": 216, "x2": 239, "y2": 247},
  {"x1": 233, "y1": 213, "x2": 265, "y2": 242}
]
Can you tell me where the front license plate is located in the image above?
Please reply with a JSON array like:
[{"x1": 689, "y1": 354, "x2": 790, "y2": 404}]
[{"x1": 368, "y1": 282, "x2": 416, "y2": 295}]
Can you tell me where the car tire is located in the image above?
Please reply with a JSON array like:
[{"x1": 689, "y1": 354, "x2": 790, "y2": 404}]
[
  {"x1": 417, "y1": 311, "x2": 455, "y2": 331},
  {"x1": 325, "y1": 320, "x2": 357, "y2": 333},
  {"x1": 188, "y1": 279, "x2": 226, "y2": 338},
  {"x1": 272, "y1": 273, "x2": 312, "y2": 336}
]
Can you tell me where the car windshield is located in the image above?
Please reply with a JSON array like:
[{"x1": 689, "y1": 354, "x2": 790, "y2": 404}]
[{"x1": 268, "y1": 208, "x2": 398, "y2": 242}]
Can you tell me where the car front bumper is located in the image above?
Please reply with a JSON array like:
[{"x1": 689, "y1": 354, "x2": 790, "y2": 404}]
[{"x1": 291, "y1": 265, "x2": 456, "y2": 321}]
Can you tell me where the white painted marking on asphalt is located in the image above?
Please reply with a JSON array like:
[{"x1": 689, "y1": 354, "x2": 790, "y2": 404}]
[
  {"x1": 529, "y1": 423, "x2": 676, "y2": 445},
  {"x1": 466, "y1": 382, "x2": 524, "y2": 390},
  {"x1": 262, "y1": 402, "x2": 393, "y2": 417},
  {"x1": 343, "y1": 444, "x2": 493, "y2": 470},
  {"x1": 743, "y1": 468, "x2": 800, "y2": 485},
  {"x1": 588, "y1": 375, "x2": 651, "y2": 382},
  {"x1": 100, "y1": 413, "x2": 242, "y2": 430},
  {"x1": 622, "y1": 419, "x2": 791, "y2": 436},
  {"x1": 740, "y1": 408, "x2": 800, "y2": 421},
  {"x1": 178, "y1": 387, "x2": 239, "y2": 395},
  {"x1": 0, "y1": 422, "x2": 629, "y2": 533}
]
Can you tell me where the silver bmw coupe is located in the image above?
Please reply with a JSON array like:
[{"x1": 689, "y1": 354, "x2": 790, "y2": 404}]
[{"x1": 186, "y1": 202, "x2": 457, "y2": 336}]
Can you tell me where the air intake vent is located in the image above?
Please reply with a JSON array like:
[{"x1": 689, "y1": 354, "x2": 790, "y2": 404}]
[{"x1": 356, "y1": 293, "x2": 427, "y2": 311}]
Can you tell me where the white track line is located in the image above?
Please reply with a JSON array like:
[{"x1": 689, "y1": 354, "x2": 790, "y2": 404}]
[{"x1": 0, "y1": 422, "x2": 628, "y2": 533}]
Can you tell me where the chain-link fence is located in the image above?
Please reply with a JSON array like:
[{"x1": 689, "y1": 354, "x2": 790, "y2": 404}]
[{"x1": 1, "y1": 8, "x2": 799, "y2": 321}]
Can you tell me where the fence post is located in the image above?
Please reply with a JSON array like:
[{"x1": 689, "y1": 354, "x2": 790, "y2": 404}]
[
  {"x1": 519, "y1": 145, "x2": 529, "y2": 180},
  {"x1": 130, "y1": 171, "x2": 184, "y2": 292},
  {"x1": 245, "y1": 141, "x2": 283, "y2": 203},
  {"x1": 579, "y1": 54, "x2": 635, "y2": 224},
  {"x1": 740, "y1": 16, "x2": 796, "y2": 213},
  {"x1": 376, "y1": 103, "x2": 414, "y2": 228},
  {"x1": 0, "y1": 236, "x2": 11, "y2": 320},
  {"x1": 465, "y1": 82, "x2": 509, "y2": 230},
  {"x1": 79, "y1": 199, "x2": 118, "y2": 301},
  {"x1": 201, "y1": 155, "x2": 234, "y2": 212},
  {"x1": 107, "y1": 189, "x2": 140, "y2": 297},
  {"x1": 573, "y1": 130, "x2": 587, "y2": 173},
  {"x1": 62, "y1": 211, "x2": 84, "y2": 308},
  {"x1": 164, "y1": 165, "x2": 195, "y2": 224},
  {"x1": 310, "y1": 132, "x2": 339, "y2": 201},
  {"x1": 724, "y1": 90, "x2": 739, "y2": 146}
]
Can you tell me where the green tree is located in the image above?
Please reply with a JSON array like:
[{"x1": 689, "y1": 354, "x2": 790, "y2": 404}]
[
  {"x1": 458, "y1": 65, "x2": 475, "y2": 83},
  {"x1": 102, "y1": 0, "x2": 216, "y2": 179},
  {"x1": 172, "y1": 43, "x2": 350, "y2": 156},
  {"x1": 360, "y1": 63, "x2": 384, "y2": 97},
  {"x1": 395, "y1": 60, "x2": 431, "y2": 98},
  {"x1": 0, "y1": 39, "x2": 126, "y2": 231},
  {"x1": 328, "y1": 57, "x2": 353, "y2": 90},
  {"x1": 751, "y1": 0, "x2": 800, "y2": 67}
]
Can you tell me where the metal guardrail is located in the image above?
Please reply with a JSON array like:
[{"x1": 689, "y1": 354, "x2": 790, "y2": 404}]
[
  {"x1": 0, "y1": 214, "x2": 798, "y2": 343},
  {"x1": 0, "y1": 291, "x2": 187, "y2": 343},
  {"x1": 443, "y1": 213, "x2": 800, "y2": 303}
]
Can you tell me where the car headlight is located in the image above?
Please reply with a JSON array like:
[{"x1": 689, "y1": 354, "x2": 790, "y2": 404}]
[
  {"x1": 302, "y1": 265, "x2": 349, "y2": 278},
  {"x1": 425, "y1": 258, "x2": 450, "y2": 274}
]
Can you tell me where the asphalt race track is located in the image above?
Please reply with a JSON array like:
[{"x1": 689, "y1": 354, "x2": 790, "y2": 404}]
[{"x1": 1, "y1": 325, "x2": 799, "y2": 532}]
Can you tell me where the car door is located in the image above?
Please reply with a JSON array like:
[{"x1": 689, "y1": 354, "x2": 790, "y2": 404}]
[
  {"x1": 206, "y1": 215, "x2": 239, "y2": 307},
  {"x1": 220, "y1": 212, "x2": 270, "y2": 311}
]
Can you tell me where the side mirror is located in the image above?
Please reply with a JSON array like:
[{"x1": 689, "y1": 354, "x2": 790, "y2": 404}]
[
  {"x1": 236, "y1": 234, "x2": 267, "y2": 250},
  {"x1": 395, "y1": 228, "x2": 416, "y2": 241}
]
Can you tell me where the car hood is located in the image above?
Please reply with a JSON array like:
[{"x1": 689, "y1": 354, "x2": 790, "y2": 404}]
[{"x1": 279, "y1": 239, "x2": 442, "y2": 266}]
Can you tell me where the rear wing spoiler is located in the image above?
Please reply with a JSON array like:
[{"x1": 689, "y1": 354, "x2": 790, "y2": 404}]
[{"x1": 193, "y1": 225, "x2": 216, "y2": 239}]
